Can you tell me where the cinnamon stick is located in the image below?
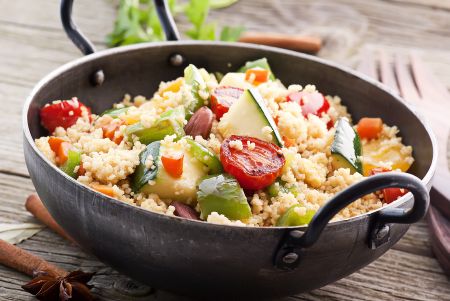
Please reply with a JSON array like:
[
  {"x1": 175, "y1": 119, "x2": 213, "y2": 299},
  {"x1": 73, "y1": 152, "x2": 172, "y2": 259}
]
[
  {"x1": 0, "y1": 239, "x2": 66, "y2": 277},
  {"x1": 25, "y1": 194, "x2": 75, "y2": 243},
  {"x1": 238, "y1": 32, "x2": 322, "y2": 54}
]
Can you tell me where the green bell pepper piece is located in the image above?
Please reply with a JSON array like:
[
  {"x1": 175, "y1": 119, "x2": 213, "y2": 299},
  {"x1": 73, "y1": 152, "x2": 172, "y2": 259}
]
[
  {"x1": 267, "y1": 180, "x2": 299, "y2": 198},
  {"x1": 126, "y1": 106, "x2": 185, "y2": 145},
  {"x1": 100, "y1": 106, "x2": 130, "y2": 118},
  {"x1": 238, "y1": 58, "x2": 275, "y2": 80},
  {"x1": 186, "y1": 138, "x2": 223, "y2": 174},
  {"x1": 184, "y1": 64, "x2": 208, "y2": 119},
  {"x1": 197, "y1": 174, "x2": 251, "y2": 220},
  {"x1": 131, "y1": 141, "x2": 160, "y2": 193},
  {"x1": 267, "y1": 180, "x2": 289, "y2": 197},
  {"x1": 276, "y1": 204, "x2": 316, "y2": 226},
  {"x1": 60, "y1": 149, "x2": 81, "y2": 178}
]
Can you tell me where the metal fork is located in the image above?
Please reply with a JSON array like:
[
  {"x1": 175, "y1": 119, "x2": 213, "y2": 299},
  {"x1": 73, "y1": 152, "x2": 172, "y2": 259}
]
[{"x1": 356, "y1": 49, "x2": 450, "y2": 215}]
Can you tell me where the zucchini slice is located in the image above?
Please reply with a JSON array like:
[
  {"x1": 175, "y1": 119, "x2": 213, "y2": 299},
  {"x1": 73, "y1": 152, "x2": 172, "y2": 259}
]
[
  {"x1": 131, "y1": 141, "x2": 161, "y2": 193},
  {"x1": 331, "y1": 118, "x2": 363, "y2": 174},
  {"x1": 218, "y1": 88, "x2": 283, "y2": 146},
  {"x1": 138, "y1": 141, "x2": 207, "y2": 204}
]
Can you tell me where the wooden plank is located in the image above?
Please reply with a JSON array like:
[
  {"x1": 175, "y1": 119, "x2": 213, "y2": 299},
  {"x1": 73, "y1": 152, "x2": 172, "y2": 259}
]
[
  {"x1": 386, "y1": 0, "x2": 450, "y2": 10},
  {"x1": 0, "y1": 0, "x2": 115, "y2": 44},
  {"x1": 296, "y1": 250, "x2": 450, "y2": 301},
  {"x1": 0, "y1": 173, "x2": 35, "y2": 223},
  {"x1": 0, "y1": 82, "x2": 30, "y2": 177},
  {"x1": 392, "y1": 219, "x2": 433, "y2": 257}
]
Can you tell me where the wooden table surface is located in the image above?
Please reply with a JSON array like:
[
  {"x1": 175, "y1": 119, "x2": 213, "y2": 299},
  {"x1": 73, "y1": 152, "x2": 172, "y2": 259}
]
[{"x1": 0, "y1": 0, "x2": 449, "y2": 300}]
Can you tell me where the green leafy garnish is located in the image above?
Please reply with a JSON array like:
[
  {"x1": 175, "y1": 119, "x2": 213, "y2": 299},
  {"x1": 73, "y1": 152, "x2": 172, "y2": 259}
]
[
  {"x1": 185, "y1": 0, "x2": 212, "y2": 39},
  {"x1": 220, "y1": 26, "x2": 245, "y2": 42},
  {"x1": 107, "y1": 0, "x2": 244, "y2": 47},
  {"x1": 210, "y1": 0, "x2": 239, "y2": 9}
]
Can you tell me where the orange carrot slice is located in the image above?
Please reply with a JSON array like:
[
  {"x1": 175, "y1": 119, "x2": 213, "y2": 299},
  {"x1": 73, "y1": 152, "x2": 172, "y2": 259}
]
[
  {"x1": 48, "y1": 137, "x2": 65, "y2": 154},
  {"x1": 56, "y1": 142, "x2": 71, "y2": 165},
  {"x1": 282, "y1": 136, "x2": 296, "y2": 147},
  {"x1": 91, "y1": 183, "x2": 114, "y2": 197},
  {"x1": 102, "y1": 121, "x2": 124, "y2": 144},
  {"x1": 161, "y1": 152, "x2": 184, "y2": 178},
  {"x1": 245, "y1": 69, "x2": 269, "y2": 84},
  {"x1": 357, "y1": 117, "x2": 383, "y2": 140}
]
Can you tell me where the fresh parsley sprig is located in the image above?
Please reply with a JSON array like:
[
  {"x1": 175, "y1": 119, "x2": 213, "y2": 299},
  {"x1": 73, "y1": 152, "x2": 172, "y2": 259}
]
[{"x1": 107, "y1": 0, "x2": 244, "y2": 47}]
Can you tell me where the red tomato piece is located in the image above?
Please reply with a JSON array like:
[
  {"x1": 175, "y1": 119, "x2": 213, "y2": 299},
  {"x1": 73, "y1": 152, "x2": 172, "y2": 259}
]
[
  {"x1": 77, "y1": 163, "x2": 86, "y2": 176},
  {"x1": 40, "y1": 98, "x2": 91, "y2": 133},
  {"x1": 370, "y1": 168, "x2": 408, "y2": 204},
  {"x1": 326, "y1": 120, "x2": 334, "y2": 130},
  {"x1": 220, "y1": 135, "x2": 285, "y2": 190},
  {"x1": 210, "y1": 86, "x2": 244, "y2": 120},
  {"x1": 287, "y1": 91, "x2": 330, "y2": 118},
  {"x1": 161, "y1": 152, "x2": 184, "y2": 178},
  {"x1": 274, "y1": 115, "x2": 279, "y2": 125}
]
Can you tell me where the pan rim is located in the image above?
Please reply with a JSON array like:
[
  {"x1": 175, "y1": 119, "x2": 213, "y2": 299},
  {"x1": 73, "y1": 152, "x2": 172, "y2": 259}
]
[{"x1": 22, "y1": 40, "x2": 438, "y2": 231}]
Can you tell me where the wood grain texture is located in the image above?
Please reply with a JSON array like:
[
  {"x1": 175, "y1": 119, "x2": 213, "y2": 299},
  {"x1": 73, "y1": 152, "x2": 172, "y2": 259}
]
[{"x1": 0, "y1": 0, "x2": 449, "y2": 300}]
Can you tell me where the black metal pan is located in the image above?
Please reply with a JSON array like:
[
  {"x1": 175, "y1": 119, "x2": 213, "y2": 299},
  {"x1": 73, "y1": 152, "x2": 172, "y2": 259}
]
[{"x1": 22, "y1": 0, "x2": 437, "y2": 298}]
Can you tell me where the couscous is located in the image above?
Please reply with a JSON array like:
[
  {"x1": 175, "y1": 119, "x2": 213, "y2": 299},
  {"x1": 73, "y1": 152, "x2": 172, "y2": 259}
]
[{"x1": 35, "y1": 58, "x2": 414, "y2": 227}]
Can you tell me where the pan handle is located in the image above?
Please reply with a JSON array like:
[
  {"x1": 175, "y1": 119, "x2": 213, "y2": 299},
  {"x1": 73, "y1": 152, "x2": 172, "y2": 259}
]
[
  {"x1": 60, "y1": 0, "x2": 180, "y2": 56},
  {"x1": 60, "y1": 0, "x2": 95, "y2": 55},
  {"x1": 274, "y1": 172, "x2": 429, "y2": 270},
  {"x1": 154, "y1": 0, "x2": 180, "y2": 41}
]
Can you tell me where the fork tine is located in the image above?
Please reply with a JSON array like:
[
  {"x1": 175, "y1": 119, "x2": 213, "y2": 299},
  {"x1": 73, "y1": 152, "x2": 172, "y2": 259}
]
[
  {"x1": 393, "y1": 54, "x2": 421, "y2": 104},
  {"x1": 356, "y1": 48, "x2": 377, "y2": 79},
  {"x1": 410, "y1": 52, "x2": 450, "y2": 101},
  {"x1": 379, "y1": 49, "x2": 399, "y2": 94}
]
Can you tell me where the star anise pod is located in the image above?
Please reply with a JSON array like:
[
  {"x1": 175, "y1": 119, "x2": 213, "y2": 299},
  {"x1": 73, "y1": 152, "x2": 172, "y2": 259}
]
[{"x1": 22, "y1": 270, "x2": 95, "y2": 301}]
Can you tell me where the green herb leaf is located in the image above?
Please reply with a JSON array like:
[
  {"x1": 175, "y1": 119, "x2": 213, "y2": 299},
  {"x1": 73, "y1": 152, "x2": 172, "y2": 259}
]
[
  {"x1": 107, "y1": 0, "x2": 241, "y2": 46},
  {"x1": 185, "y1": 0, "x2": 210, "y2": 31},
  {"x1": 220, "y1": 25, "x2": 245, "y2": 41},
  {"x1": 210, "y1": 0, "x2": 238, "y2": 9},
  {"x1": 197, "y1": 22, "x2": 217, "y2": 40}
]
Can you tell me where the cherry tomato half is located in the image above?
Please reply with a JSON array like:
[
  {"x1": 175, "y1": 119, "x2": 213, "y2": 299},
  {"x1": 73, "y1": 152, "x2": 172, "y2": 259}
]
[
  {"x1": 40, "y1": 98, "x2": 91, "y2": 133},
  {"x1": 210, "y1": 86, "x2": 243, "y2": 120},
  {"x1": 370, "y1": 168, "x2": 408, "y2": 204},
  {"x1": 220, "y1": 135, "x2": 285, "y2": 190}
]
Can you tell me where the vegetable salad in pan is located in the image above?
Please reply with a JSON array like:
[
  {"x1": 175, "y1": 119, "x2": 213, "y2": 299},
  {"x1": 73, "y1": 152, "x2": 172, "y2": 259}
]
[{"x1": 35, "y1": 58, "x2": 414, "y2": 226}]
